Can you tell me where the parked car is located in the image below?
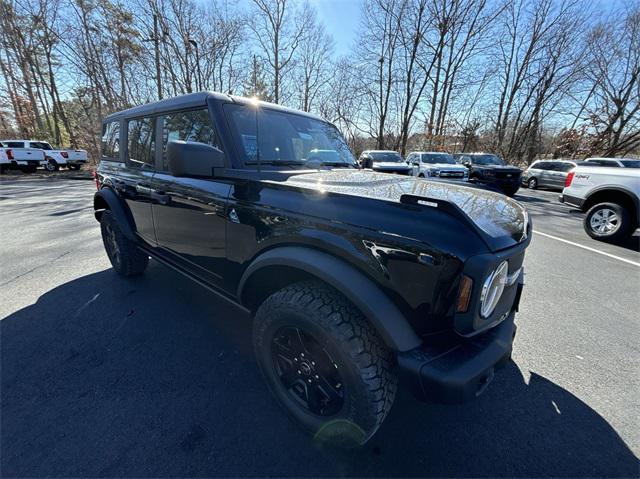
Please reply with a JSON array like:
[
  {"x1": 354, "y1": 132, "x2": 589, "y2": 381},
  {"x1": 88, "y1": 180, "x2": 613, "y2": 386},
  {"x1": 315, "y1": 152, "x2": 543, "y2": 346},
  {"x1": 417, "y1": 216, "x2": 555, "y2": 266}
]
[
  {"x1": 406, "y1": 151, "x2": 469, "y2": 181},
  {"x1": 453, "y1": 153, "x2": 522, "y2": 196},
  {"x1": 522, "y1": 159, "x2": 584, "y2": 190},
  {"x1": 584, "y1": 157, "x2": 640, "y2": 168},
  {"x1": 359, "y1": 150, "x2": 413, "y2": 175},
  {"x1": 0, "y1": 139, "x2": 88, "y2": 171},
  {"x1": 0, "y1": 140, "x2": 46, "y2": 173},
  {"x1": 95, "y1": 92, "x2": 531, "y2": 447},
  {"x1": 560, "y1": 165, "x2": 639, "y2": 241}
]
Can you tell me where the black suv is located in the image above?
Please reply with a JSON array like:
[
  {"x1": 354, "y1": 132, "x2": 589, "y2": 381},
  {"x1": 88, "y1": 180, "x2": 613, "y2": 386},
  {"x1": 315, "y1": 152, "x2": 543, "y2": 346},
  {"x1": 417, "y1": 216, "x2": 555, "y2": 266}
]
[
  {"x1": 94, "y1": 92, "x2": 531, "y2": 446},
  {"x1": 454, "y1": 153, "x2": 522, "y2": 196}
]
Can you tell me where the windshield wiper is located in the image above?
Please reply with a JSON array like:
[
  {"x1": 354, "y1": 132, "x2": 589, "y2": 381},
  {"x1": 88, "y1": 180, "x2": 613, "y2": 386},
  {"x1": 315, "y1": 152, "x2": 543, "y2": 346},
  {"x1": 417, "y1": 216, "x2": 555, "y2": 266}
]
[
  {"x1": 319, "y1": 162, "x2": 355, "y2": 168},
  {"x1": 246, "y1": 160, "x2": 306, "y2": 166}
]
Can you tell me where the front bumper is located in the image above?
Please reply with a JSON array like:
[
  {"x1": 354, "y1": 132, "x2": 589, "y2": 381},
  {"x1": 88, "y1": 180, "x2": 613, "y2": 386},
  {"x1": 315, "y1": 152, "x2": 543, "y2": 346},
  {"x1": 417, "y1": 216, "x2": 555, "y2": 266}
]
[{"x1": 398, "y1": 284, "x2": 522, "y2": 404}]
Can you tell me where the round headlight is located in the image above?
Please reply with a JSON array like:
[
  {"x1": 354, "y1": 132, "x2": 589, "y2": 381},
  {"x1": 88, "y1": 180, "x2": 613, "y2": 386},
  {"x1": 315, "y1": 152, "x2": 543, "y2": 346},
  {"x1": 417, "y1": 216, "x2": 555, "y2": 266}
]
[{"x1": 480, "y1": 261, "x2": 508, "y2": 318}]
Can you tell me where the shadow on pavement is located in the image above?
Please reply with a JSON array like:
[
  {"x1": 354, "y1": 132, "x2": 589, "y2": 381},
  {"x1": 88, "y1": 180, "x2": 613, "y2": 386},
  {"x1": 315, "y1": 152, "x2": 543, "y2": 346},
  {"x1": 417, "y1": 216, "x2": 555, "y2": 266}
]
[{"x1": 2, "y1": 264, "x2": 637, "y2": 477}]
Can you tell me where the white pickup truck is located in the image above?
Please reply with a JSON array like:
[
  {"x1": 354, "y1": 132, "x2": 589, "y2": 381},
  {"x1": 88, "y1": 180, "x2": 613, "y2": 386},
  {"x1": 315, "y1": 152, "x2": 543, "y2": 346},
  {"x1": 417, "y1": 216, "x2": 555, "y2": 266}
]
[
  {"x1": 0, "y1": 139, "x2": 88, "y2": 171},
  {"x1": 0, "y1": 140, "x2": 46, "y2": 173},
  {"x1": 560, "y1": 164, "x2": 640, "y2": 241}
]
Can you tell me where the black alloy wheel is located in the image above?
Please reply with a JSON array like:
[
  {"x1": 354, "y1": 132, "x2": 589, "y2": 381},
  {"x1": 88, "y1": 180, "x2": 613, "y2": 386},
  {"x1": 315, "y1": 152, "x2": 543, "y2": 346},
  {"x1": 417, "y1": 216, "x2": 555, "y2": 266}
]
[{"x1": 271, "y1": 326, "x2": 344, "y2": 416}]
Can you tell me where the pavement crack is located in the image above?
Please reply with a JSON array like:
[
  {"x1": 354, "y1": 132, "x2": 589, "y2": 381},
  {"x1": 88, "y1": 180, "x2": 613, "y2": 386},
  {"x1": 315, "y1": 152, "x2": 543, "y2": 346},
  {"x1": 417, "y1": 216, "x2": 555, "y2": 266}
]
[{"x1": 0, "y1": 251, "x2": 71, "y2": 287}]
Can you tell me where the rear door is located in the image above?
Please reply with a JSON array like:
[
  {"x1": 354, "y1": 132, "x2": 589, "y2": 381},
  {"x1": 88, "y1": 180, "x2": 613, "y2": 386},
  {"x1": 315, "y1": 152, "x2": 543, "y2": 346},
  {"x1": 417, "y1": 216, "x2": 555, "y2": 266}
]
[
  {"x1": 151, "y1": 107, "x2": 231, "y2": 288},
  {"x1": 115, "y1": 116, "x2": 158, "y2": 245},
  {"x1": 546, "y1": 162, "x2": 567, "y2": 189}
]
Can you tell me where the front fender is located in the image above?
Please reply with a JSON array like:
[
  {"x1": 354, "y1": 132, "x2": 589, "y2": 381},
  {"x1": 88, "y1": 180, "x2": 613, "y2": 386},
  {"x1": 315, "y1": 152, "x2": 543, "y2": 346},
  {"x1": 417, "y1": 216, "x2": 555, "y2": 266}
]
[{"x1": 238, "y1": 246, "x2": 423, "y2": 352}]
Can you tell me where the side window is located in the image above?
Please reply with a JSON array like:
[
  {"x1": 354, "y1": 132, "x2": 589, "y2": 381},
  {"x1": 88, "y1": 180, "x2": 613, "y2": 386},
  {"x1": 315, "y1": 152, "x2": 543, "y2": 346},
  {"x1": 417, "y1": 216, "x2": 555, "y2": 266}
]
[
  {"x1": 161, "y1": 109, "x2": 217, "y2": 171},
  {"x1": 5, "y1": 141, "x2": 25, "y2": 148},
  {"x1": 559, "y1": 163, "x2": 574, "y2": 172},
  {"x1": 602, "y1": 160, "x2": 619, "y2": 167},
  {"x1": 101, "y1": 121, "x2": 120, "y2": 161},
  {"x1": 127, "y1": 117, "x2": 156, "y2": 169}
]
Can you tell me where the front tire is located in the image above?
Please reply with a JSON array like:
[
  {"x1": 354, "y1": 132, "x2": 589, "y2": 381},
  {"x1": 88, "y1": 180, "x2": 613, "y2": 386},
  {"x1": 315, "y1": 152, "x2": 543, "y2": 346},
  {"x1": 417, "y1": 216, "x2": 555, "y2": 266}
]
[
  {"x1": 253, "y1": 280, "x2": 397, "y2": 447},
  {"x1": 584, "y1": 202, "x2": 632, "y2": 241},
  {"x1": 527, "y1": 177, "x2": 538, "y2": 189},
  {"x1": 100, "y1": 210, "x2": 149, "y2": 276}
]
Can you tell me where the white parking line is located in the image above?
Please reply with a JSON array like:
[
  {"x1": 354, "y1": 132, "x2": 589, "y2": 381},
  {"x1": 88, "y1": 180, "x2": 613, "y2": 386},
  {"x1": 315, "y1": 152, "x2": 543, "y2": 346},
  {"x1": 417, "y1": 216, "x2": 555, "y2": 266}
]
[{"x1": 533, "y1": 230, "x2": 640, "y2": 267}]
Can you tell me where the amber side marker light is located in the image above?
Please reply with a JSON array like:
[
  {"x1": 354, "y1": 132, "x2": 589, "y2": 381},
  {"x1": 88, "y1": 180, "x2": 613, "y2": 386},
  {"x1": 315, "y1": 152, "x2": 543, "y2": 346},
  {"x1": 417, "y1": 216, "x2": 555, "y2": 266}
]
[{"x1": 456, "y1": 275, "x2": 474, "y2": 313}]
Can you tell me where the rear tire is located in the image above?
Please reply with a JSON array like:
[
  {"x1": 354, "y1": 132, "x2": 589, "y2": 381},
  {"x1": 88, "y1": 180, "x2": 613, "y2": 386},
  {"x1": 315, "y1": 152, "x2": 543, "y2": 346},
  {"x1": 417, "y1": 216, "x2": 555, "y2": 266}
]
[
  {"x1": 584, "y1": 202, "x2": 632, "y2": 241},
  {"x1": 100, "y1": 210, "x2": 148, "y2": 276},
  {"x1": 44, "y1": 159, "x2": 59, "y2": 172},
  {"x1": 68, "y1": 164, "x2": 80, "y2": 171},
  {"x1": 253, "y1": 280, "x2": 397, "y2": 447},
  {"x1": 527, "y1": 177, "x2": 538, "y2": 189}
]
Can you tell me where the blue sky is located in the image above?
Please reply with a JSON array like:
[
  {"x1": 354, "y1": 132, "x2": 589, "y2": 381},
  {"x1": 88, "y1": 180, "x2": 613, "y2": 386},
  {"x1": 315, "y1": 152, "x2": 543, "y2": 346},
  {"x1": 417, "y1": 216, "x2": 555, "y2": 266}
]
[{"x1": 310, "y1": 0, "x2": 362, "y2": 55}]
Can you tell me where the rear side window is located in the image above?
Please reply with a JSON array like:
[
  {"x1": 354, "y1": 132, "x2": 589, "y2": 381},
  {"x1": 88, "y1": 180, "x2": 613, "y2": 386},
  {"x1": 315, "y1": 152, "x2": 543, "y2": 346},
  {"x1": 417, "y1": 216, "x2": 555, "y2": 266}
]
[
  {"x1": 127, "y1": 117, "x2": 156, "y2": 169},
  {"x1": 4, "y1": 141, "x2": 25, "y2": 148},
  {"x1": 101, "y1": 122, "x2": 120, "y2": 161},
  {"x1": 161, "y1": 108, "x2": 217, "y2": 171},
  {"x1": 558, "y1": 163, "x2": 574, "y2": 172}
]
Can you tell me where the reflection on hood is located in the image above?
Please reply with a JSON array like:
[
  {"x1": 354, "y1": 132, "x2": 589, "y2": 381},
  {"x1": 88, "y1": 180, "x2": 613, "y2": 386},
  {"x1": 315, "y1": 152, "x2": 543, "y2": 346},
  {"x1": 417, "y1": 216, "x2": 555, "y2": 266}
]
[{"x1": 283, "y1": 170, "x2": 527, "y2": 247}]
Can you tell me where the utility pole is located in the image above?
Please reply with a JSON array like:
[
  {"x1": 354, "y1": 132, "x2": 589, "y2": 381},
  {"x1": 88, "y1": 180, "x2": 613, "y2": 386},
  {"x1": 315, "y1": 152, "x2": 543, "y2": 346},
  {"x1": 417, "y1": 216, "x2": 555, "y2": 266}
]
[{"x1": 153, "y1": 14, "x2": 162, "y2": 100}]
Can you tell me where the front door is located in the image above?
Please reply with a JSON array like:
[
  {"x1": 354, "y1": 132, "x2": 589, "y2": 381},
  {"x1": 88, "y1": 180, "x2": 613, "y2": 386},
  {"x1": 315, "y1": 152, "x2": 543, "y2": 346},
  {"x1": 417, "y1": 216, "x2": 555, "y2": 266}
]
[{"x1": 150, "y1": 108, "x2": 231, "y2": 288}]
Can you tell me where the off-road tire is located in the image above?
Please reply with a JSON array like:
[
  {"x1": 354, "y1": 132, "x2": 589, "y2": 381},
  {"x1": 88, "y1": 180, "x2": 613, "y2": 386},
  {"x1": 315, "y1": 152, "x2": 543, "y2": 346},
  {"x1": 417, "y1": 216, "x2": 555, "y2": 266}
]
[
  {"x1": 67, "y1": 164, "x2": 81, "y2": 171},
  {"x1": 253, "y1": 280, "x2": 397, "y2": 447},
  {"x1": 527, "y1": 177, "x2": 538, "y2": 189},
  {"x1": 100, "y1": 210, "x2": 148, "y2": 276},
  {"x1": 584, "y1": 202, "x2": 632, "y2": 241}
]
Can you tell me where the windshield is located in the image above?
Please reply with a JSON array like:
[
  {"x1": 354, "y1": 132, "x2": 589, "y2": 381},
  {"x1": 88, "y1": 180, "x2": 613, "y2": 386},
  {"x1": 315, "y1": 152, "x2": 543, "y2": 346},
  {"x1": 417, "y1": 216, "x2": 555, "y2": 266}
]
[
  {"x1": 423, "y1": 153, "x2": 455, "y2": 165},
  {"x1": 224, "y1": 104, "x2": 356, "y2": 168},
  {"x1": 29, "y1": 142, "x2": 53, "y2": 150},
  {"x1": 470, "y1": 154, "x2": 504, "y2": 166},
  {"x1": 620, "y1": 160, "x2": 640, "y2": 168},
  {"x1": 370, "y1": 152, "x2": 404, "y2": 163}
]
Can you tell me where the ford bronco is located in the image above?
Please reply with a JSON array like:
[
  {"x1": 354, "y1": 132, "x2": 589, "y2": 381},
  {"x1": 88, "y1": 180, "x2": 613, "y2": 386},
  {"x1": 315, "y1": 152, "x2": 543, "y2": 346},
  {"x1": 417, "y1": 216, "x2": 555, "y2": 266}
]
[{"x1": 94, "y1": 92, "x2": 531, "y2": 446}]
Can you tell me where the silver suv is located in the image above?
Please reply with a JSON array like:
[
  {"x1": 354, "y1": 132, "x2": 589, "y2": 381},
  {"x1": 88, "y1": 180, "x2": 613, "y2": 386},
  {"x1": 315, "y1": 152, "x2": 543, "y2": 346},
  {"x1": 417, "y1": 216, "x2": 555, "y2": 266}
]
[{"x1": 522, "y1": 160, "x2": 582, "y2": 191}]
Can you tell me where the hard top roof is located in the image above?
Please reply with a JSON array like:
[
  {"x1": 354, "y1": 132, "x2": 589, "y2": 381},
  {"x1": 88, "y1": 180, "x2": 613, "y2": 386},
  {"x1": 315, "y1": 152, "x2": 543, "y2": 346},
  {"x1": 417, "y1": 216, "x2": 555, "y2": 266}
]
[{"x1": 103, "y1": 91, "x2": 328, "y2": 123}]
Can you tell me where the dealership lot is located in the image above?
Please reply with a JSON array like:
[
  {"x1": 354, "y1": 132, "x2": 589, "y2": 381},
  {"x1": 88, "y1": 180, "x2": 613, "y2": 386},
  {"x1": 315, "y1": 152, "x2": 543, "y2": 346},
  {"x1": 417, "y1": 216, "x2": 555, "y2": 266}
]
[{"x1": 1, "y1": 177, "x2": 638, "y2": 477}]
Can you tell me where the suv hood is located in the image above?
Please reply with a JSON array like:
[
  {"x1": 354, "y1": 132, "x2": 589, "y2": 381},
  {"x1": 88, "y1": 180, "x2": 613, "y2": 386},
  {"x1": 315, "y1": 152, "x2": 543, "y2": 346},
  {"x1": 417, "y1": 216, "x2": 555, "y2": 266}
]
[
  {"x1": 283, "y1": 170, "x2": 528, "y2": 251},
  {"x1": 372, "y1": 162, "x2": 412, "y2": 170},
  {"x1": 424, "y1": 163, "x2": 467, "y2": 170},
  {"x1": 473, "y1": 164, "x2": 521, "y2": 172}
]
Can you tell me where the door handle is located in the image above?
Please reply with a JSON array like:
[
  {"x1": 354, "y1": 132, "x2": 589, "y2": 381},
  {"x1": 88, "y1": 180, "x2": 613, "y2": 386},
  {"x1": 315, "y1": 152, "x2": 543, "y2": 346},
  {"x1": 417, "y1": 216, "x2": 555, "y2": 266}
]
[{"x1": 151, "y1": 190, "x2": 171, "y2": 205}]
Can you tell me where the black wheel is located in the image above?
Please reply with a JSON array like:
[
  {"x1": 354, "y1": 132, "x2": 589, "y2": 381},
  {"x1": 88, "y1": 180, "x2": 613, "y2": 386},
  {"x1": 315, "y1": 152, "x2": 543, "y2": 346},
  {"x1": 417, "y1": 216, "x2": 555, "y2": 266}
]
[
  {"x1": 253, "y1": 280, "x2": 397, "y2": 447},
  {"x1": 0, "y1": 164, "x2": 7, "y2": 174},
  {"x1": 44, "y1": 159, "x2": 59, "y2": 172},
  {"x1": 584, "y1": 202, "x2": 632, "y2": 241},
  {"x1": 68, "y1": 164, "x2": 81, "y2": 171},
  {"x1": 100, "y1": 210, "x2": 148, "y2": 276},
  {"x1": 527, "y1": 177, "x2": 538, "y2": 189},
  {"x1": 418, "y1": 173, "x2": 425, "y2": 178},
  {"x1": 18, "y1": 165, "x2": 36, "y2": 174}
]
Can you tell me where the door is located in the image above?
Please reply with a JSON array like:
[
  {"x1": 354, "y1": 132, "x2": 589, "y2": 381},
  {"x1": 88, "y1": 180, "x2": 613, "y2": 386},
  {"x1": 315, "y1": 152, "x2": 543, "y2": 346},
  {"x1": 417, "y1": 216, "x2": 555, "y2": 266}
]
[
  {"x1": 535, "y1": 161, "x2": 551, "y2": 187},
  {"x1": 546, "y1": 162, "x2": 566, "y2": 189},
  {"x1": 151, "y1": 108, "x2": 231, "y2": 287},
  {"x1": 116, "y1": 116, "x2": 157, "y2": 245}
]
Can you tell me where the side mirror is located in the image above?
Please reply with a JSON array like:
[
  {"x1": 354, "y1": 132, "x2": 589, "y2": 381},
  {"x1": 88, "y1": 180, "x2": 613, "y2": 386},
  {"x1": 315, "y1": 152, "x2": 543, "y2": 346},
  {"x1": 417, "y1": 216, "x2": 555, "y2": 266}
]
[{"x1": 167, "y1": 140, "x2": 225, "y2": 177}]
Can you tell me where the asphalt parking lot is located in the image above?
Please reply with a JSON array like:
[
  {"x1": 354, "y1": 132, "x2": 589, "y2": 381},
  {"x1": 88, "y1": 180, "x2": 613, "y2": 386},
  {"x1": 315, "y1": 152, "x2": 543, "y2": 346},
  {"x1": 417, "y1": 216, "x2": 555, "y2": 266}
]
[{"x1": 1, "y1": 177, "x2": 638, "y2": 477}]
